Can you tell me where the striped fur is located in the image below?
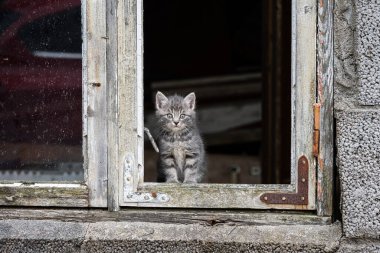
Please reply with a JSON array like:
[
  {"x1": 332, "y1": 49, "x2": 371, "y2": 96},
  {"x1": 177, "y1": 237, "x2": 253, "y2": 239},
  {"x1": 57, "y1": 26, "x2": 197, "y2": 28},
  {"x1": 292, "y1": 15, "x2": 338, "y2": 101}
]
[{"x1": 154, "y1": 91, "x2": 206, "y2": 183}]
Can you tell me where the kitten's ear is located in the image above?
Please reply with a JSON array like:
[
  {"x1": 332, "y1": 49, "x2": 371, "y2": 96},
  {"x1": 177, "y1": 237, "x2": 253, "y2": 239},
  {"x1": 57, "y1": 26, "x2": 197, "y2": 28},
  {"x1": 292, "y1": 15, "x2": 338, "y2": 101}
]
[
  {"x1": 156, "y1": 91, "x2": 168, "y2": 110},
  {"x1": 184, "y1": 92, "x2": 196, "y2": 111}
]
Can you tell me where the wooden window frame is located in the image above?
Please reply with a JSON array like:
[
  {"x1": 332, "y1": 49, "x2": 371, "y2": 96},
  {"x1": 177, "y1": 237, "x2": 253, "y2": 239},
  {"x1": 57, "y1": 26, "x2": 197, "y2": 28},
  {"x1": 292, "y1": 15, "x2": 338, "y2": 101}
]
[
  {"x1": 0, "y1": 0, "x2": 333, "y2": 216},
  {"x1": 115, "y1": 0, "x2": 333, "y2": 214},
  {"x1": 0, "y1": 0, "x2": 108, "y2": 208}
]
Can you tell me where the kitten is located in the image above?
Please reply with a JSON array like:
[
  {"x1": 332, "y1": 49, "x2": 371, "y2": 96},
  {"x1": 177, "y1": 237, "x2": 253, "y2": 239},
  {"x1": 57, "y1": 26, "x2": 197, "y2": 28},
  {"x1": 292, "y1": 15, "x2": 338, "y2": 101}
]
[{"x1": 155, "y1": 91, "x2": 206, "y2": 183}]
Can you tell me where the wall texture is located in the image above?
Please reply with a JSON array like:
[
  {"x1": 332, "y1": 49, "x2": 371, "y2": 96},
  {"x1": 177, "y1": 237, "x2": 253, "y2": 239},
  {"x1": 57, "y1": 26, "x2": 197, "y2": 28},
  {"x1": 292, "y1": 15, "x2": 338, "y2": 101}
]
[
  {"x1": 335, "y1": 0, "x2": 380, "y2": 247},
  {"x1": 356, "y1": 0, "x2": 380, "y2": 105}
]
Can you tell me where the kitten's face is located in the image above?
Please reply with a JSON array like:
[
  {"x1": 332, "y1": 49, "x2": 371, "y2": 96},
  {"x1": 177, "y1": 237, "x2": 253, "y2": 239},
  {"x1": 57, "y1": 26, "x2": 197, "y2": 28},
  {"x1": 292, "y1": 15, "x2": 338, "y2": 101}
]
[{"x1": 155, "y1": 91, "x2": 196, "y2": 132}]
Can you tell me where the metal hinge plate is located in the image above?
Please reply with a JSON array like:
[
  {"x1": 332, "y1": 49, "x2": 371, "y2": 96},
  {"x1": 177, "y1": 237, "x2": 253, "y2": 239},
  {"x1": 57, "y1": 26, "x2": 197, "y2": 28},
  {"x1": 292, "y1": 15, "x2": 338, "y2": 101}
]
[
  {"x1": 125, "y1": 191, "x2": 170, "y2": 203},
  {"x1": 260, "y1": 155, "x2": 309, "y2": 205},
  {"x1": 123, "y1": 153, "x2": 170, "y2": 203},
  {"x1": 313, "y1": 103, "x2": 321, "y2": 157}
]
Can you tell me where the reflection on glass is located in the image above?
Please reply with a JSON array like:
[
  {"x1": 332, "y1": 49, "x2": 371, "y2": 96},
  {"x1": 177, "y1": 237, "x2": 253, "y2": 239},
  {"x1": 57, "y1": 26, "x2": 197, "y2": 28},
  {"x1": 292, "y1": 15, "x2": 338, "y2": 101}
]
[{"x1": 0, "y1": 0, "x2": 83, "y2": 181}]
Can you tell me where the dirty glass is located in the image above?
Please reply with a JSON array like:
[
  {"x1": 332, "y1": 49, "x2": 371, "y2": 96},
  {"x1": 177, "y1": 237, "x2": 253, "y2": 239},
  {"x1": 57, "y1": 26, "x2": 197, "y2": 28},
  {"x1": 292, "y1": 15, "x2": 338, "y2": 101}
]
[{"x1": 0, "y1": 0, "x2": 83, "y2": 181}]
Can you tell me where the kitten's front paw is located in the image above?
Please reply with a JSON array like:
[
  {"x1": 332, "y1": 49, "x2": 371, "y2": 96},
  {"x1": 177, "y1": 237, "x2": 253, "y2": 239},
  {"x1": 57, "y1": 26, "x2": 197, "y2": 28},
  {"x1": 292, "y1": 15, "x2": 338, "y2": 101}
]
[
  {"x1": 183, "y1": 180, "x2": 198, "y2": 184},
  {"x1": 166, "y1": 179, "x2": 179, "y2": 183}
]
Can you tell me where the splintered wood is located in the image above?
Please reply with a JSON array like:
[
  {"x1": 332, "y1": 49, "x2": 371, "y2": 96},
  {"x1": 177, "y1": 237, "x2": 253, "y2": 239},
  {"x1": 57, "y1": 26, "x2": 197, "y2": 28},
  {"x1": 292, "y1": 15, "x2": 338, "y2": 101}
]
[{"x1": 144, "y1": 127, "x2": 159, "y2": 153}]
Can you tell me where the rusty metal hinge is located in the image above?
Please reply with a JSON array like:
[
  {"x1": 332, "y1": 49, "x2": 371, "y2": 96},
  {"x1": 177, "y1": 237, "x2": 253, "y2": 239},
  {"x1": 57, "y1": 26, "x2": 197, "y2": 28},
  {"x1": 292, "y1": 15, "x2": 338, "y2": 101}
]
[
  {"x1": 260, "y1": 155, "x2": 309, "y2": 205},
  {"x1": 313, "y1": 103, "x2": 321, "y2": 157}
]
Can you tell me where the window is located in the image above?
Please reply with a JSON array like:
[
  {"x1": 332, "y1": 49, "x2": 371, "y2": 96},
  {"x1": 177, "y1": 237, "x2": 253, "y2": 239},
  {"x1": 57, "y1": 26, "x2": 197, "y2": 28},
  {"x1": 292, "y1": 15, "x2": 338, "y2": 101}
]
[
  {"x1": 0, "y1": 0, "x2": 333, "y2": 216},
  {"x1": 0, "y1": 2, "x2": 83, "y2": 182},
  {"x1": 19, "y1": 7, "x2": 81, "y2": 56},
  {"x1": 117, "y1": 0, "x2": 333, "y2": 213},
  {"x1": 0, "y1": 0, "x2": 89, "y2": 206}
]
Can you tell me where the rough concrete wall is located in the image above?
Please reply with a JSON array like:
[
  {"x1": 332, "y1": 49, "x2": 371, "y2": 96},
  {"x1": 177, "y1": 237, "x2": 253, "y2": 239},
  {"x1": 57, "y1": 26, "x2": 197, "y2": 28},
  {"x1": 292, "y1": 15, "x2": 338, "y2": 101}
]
[
  {"x1": 335, "y1": 0, "x2": 380, "y2": 240},
  {"x1": 356, "y1": 0, "x2": 380, "y2": 105},
  {"x1": 0, "y1": 220, "x2": 341, "y2": 253},
  {"x1": 337, "y1": 239, "x2": 380, "y2": 253},
  {"x1": 336, "y1": 111, "x2": 380, "y2": 238}
]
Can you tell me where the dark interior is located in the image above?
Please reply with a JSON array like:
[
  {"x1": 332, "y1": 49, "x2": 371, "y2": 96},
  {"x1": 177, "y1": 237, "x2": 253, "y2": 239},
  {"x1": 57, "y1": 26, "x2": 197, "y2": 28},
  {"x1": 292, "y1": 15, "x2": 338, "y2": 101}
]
[
  {"x1": 0, "y1": 0, "x2": 291, "y2": 183},
  {"x1": 144, "y1": 0, "x2": 292, "y2": 184}
]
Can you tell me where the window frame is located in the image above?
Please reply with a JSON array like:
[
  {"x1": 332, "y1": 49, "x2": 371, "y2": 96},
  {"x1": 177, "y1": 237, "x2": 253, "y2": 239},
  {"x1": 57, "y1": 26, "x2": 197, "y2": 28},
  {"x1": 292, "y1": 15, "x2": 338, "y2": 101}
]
[
  {"x1": 0, "y1": 0, "x2": 333, "y2": 215},
  {"x1": 116, "y1": 0, "x2": 333, "y2": 212},
  {"x1": 0, "y1": 0, "x2": 107, "y2": 208}
]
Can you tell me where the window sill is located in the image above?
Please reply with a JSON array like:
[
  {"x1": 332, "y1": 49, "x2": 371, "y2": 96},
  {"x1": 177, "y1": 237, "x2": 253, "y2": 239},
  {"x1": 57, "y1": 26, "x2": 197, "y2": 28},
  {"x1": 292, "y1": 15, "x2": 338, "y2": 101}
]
[
  {"x1": 0, "y1": 183, "x2": 88, "y2": 207},
  {"x1": 0, "y1": 209, "x2": 341, "y2": 252},
  {"x1": 0, "y1": 208, "x2": 331, "y2": 226}
]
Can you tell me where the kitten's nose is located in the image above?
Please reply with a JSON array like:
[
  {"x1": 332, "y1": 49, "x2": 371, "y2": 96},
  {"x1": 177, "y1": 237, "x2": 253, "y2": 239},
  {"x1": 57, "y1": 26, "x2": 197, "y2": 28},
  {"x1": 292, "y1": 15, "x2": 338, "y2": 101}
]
[{"x1": 173, "y1": 121, "x2": 179, "y2": 126}]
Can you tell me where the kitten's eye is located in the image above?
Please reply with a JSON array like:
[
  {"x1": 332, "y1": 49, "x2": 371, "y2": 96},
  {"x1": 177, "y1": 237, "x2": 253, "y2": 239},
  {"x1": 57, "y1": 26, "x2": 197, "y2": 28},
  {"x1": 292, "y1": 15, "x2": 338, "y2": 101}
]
[
  {"x1": 180, "y1": 114, "x2": 185, "y2": 120},
  {"x1": 167, "y1": 114, "x2": 173, "y2": 119}
]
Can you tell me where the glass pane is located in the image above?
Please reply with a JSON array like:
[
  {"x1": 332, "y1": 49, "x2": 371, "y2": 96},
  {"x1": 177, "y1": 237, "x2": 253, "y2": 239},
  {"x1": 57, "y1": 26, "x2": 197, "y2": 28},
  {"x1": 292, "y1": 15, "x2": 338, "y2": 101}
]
[
  {"x1": 144, "y1": 0, "x2": 291, "y2": 184},
  {"x1": 0, "y1": 0, "x2": 83, "y2": 181}
]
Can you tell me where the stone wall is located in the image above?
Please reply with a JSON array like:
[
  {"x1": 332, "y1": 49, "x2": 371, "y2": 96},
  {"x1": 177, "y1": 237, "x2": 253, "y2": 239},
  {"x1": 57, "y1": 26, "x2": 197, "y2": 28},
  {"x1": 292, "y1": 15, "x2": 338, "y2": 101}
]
[{"x1": 335, "y1": 0, "x2": 380, "y2": 251}]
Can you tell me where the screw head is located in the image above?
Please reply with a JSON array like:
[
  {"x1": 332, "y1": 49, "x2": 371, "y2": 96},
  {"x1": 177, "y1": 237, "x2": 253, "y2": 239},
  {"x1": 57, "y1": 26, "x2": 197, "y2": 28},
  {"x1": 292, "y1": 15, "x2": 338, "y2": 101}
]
[
  {"x1": 264, "y1": 196, "x2": 268, "y2": 201},
  {"x1": 301, "y1": 178, "x2": 306, "y2": 182},
  {"x1": 301, "y1": 196, "x2": 305, "y2": 201},
  {"x1": 282, "y1": 196, "x2": 287, "y2": 201}
]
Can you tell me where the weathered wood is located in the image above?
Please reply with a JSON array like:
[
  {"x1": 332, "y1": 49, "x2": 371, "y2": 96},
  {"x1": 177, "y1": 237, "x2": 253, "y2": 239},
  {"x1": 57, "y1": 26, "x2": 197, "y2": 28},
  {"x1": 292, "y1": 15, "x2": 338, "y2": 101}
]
[
  {"x1": 316, "y1": 0, "x2": 334, "y2": 216},
  {"x1": 106, "y1": 0, "x2": 120, "y2": 211},
  {"x1": 121, "y1": 0, "x2": 317, "y2": 210},
  {"x1": 261, "y1": 156, "x2": 309, "y2": 205},
  {"x1": 0, "y1": 183, "x2": 88, "y2": 207},
  {"x1": 85, "y1": 0, "x2": 108, "y2": 207},
  {"x1": 144, "y1": 128, "x2": 159, "y2": 153},
  {"x1": 136, "y1": 0, "x2": 145, "y2": 189},
  {"x1": 0, "y1": 208, "x2": 331, "y2": 225},
  {"x1": 291, "y1": 0, "x2": 317, "y2": 210},
  {"x1": 118, "y1": 0, "x2": 143, "y2": 205},
  {"x1": 133, "y1": 183, "x2": 301, "y2": 209}
]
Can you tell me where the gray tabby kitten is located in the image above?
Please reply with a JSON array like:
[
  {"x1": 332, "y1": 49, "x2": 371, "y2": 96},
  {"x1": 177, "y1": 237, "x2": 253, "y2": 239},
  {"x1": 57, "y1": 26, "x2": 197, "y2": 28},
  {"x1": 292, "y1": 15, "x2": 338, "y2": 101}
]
[{"x1": 155, "y1": 91, "x2": 206, "y2": 183}]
